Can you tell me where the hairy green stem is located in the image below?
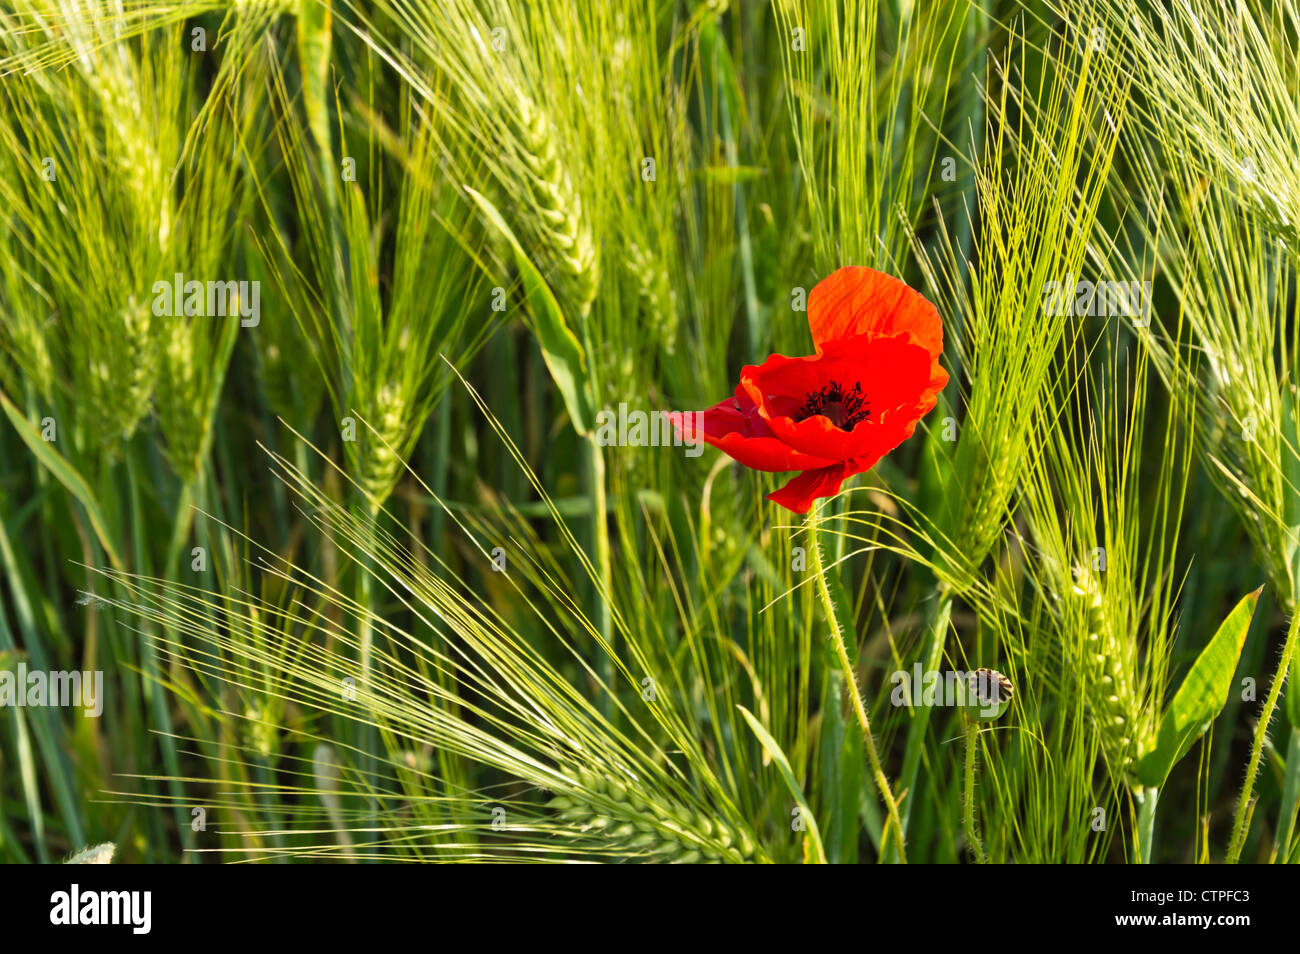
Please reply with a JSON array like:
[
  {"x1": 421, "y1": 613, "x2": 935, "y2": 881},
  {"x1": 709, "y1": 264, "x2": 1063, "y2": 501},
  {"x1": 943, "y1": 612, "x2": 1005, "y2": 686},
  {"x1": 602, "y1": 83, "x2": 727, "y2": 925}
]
[
  {"x1": 806, "y1": 509, "x2": 906, "y2": 863},
  {"x1": 962, "y1": 718, "x2": 986, "y2": 863},
  {"x1": 1229, "y1": 611, "x2": 1300, "y2": 863}
]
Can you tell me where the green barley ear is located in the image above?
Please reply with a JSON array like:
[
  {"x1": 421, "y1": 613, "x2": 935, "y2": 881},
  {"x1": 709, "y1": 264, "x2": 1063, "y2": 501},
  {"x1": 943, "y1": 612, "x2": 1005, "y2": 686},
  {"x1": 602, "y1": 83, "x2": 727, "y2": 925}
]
[
  {"x1": 547, "y1": 769, "x2": 759, "y2": 864},
  {"x1": 1168, "y1": 190, "x2": 1299, "y2": 610},
  {"x1": 247, "y1": 230, "x2": 326, "y2": 425},
  {"x1": 509, "y1": 90, "x2": 599, "y2": 317},
  {"x1": 1088, "y1": 0, "x2": 1300, "y2": 257},
  {"x1": 241, "y1": 701, "x2": 280, "y2": 762},
  {"x1": 154, "y1": 314, "x2": 238, "y2": 483},
  {"x1": 86, "y1": 415, "x2": 770, "y2": 863},
  {"x1": 1103, "y1": 0, "x2": 1300, "y2": 854},
  {"x1": 623, "y1": 236, "x2": 676, "y2": 355},
  {"x1": 77, "y1": 299, "x2": 160, "y2": 457},
  {"x1": 1068, "y1": 565, "x2": 1145, "y2": 775},
  {"x1": 65, "y1": 842, "x2": 115, "y2": 864},
  {"x1": 1018, "y1": 330, "x2": 1185, "y2": 788},
  {"x1": 339, "y1": 2, "x2": 608, "y2": 327},
  {"x1": 254, "y1": 60, "x2": 494, "y2": 510},
  {"x1": 0, "y1": 308, "x2": 57, "y2": 403},
  {"x1": 1, "y1": 6, "x2": 270, "y2": 468},
  {"x1": 353, "y1": 384, "x2": 407, "y2": 507},
  {"x1": 1098, "y1": 0, "x2": 1300, "y2": 613},
  {"x1": 909, "y1": 19, "x2": 1128, "y2": 585}
]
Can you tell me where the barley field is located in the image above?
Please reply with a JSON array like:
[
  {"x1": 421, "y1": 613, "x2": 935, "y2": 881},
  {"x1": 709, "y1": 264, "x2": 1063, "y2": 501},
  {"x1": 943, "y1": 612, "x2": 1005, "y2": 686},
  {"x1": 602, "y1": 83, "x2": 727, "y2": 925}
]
[{"x1": 1, "y1": 0, "x2": 1299, "y2": 868}]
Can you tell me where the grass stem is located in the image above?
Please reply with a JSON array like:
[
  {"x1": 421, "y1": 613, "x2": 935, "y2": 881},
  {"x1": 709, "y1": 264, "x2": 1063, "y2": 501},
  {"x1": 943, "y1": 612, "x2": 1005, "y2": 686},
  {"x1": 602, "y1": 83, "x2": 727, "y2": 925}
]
[
  {"x1": 807, "y1": 508, "x2": 907, "y2": 863},
  {"x1": 1228, "y1": 611, "x2": 1300, "y2": 863},
  {"x1": 962, "y1": 718, "x2": 986, "y2": 863},
  {"x1": 584, "y1": 435, "x2": 613, "y2": 716},
  {"x1": 1134, "y1": 786, "x2": 1158, "y2": 864}
]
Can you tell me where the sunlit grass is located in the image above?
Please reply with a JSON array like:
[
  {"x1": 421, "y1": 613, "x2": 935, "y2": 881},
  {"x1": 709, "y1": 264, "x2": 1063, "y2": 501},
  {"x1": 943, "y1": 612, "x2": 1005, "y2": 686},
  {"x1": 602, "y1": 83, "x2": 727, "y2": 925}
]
[{"x1": 0, "y1": 0, "x2": 1297, "y2": 864}]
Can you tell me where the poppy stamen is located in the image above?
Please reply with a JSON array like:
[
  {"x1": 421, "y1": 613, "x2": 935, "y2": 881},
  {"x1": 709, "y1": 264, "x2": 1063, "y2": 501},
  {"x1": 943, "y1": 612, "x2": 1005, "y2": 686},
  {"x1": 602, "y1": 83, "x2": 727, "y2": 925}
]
[{"x1": 796, "y1": 380, "x2": 870, "y2": 430}]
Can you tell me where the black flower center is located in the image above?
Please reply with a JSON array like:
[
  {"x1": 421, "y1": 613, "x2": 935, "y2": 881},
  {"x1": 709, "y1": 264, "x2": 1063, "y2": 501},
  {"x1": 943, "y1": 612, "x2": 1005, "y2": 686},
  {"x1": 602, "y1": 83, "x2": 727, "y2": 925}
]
[{"x1": 796, "y1": 380, "x2": 870, "y2": 430}]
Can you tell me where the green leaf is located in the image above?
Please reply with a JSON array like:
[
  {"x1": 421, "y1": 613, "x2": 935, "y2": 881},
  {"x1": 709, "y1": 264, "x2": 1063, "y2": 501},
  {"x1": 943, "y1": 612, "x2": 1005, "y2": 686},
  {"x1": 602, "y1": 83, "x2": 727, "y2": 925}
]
[
  {"x1": 463, "y1": 186, "x2": 594, "y2": 434},
  {"x1": 0, "y1": 389, "x2": 123, "y2": 569},
  {"x1": 738, "y1": 705, "x2": 827, "y2": 864},
  {"x1": 1136, "y1": 587, "x2": 1262, "y2": 786},
  {"x1": 0, "y1": 500, "x2": 84, "y2": 856}
]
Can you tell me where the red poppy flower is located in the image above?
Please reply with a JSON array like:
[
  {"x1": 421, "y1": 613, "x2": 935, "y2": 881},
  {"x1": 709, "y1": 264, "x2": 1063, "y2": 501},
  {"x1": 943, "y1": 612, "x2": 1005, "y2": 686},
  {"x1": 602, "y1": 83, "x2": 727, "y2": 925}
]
[{"x1": 672, "y1": 267, "x2": 949, "y2": 514}]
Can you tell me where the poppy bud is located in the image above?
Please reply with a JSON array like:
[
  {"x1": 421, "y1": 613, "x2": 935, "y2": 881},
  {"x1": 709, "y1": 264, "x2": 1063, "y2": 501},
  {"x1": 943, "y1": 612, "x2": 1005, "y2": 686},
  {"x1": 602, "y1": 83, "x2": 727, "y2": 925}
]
[{"x1": 961, "y1": 668, "x2": 1014, "y2": 721}]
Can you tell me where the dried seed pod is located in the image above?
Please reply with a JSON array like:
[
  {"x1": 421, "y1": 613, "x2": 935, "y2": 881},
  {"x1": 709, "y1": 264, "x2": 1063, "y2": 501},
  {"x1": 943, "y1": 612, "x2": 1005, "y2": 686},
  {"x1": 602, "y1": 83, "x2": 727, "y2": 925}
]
[{"x1": 962, "y1": 668, "x2": 1014, "y2": 722}]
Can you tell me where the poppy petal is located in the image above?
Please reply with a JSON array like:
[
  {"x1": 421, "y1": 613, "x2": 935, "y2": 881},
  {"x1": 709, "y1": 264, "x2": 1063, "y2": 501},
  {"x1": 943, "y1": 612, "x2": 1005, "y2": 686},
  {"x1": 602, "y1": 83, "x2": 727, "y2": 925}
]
[
  {"x1": 766, "y1": 461, "x2": 861, "y2": 514},
  {"x1": 808, "y1": 266, "x2": 944, "y2": 359},
  {"x1": 668, "y1": 401, "x2": 837, "y2": 473},
  {"x1": 741, "y1": 334, "x2": 939, "y2": 462},
  {"x1": 679, "y1": 268, "x2": 949, "y2": 512}
]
